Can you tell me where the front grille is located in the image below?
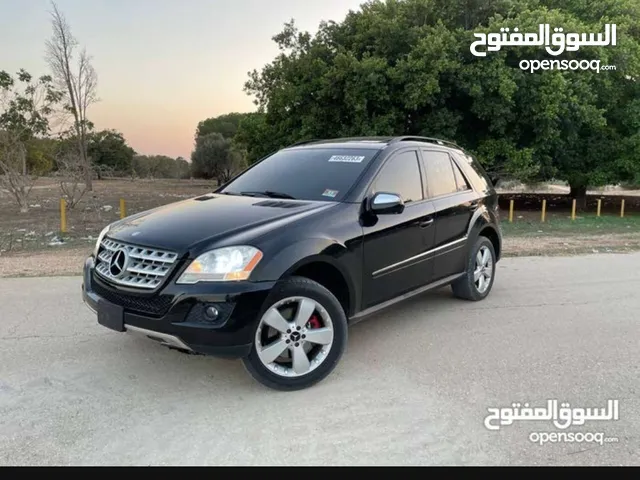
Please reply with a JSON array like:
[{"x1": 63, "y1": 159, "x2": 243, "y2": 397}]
[
  {"x1": 95, "y1": 237, "x2": 179, "y2": 290},
  {"x1": 92, "y1": 279, "x2": 174, "y2": 316}
]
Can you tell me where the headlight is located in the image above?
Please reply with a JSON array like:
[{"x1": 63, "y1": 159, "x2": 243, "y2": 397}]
[
  {"x1": 94, "y1": 225, "x2": 110, "y2": 257},
  {"x1": 177, "y1": 246, "x2": 263, "y2": 284}
]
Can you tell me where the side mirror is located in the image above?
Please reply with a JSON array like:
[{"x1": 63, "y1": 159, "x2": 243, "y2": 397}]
[{"x1": 369, "y1": 192, "x2": 405, "y2": 215}]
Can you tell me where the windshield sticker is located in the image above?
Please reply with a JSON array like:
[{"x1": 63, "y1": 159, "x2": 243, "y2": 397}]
[
  {"x1": 322, "y1": 189, "x2": 339, "y2": 198},
  {"x1": 328, "y1": 155, "x2": 365, "y2": 163}
]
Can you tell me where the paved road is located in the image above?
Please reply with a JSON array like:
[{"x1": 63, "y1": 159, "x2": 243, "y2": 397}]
[{"x1": 0, "y1": 253, "x2": 638, "y2": 466}]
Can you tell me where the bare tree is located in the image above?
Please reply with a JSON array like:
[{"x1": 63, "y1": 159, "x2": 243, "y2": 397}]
[
  {"x1": 45, "y1": 1, "x2": 98, "y2": 191},
  {"x1": 0, "y1": 131, "x2": 33, "y2": 213},
  {"x1": 57, "y1": 150, "x2": 89, "y2": 209},
  {"x1": 0, "y1": 69, "x2": 62, "y2": 213}
]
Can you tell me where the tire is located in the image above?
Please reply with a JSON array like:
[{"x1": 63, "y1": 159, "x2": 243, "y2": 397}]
[
  {"x1": 451, "y1": 236, "x2": 496, "y2": 301},
  {"x1": 242, "y1": 276, "x2": 348, "y2": 391}
]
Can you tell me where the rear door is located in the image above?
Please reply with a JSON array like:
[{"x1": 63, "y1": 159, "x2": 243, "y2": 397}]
[
  {"x1": 420, "y1": 149, "x2": 480, "y2": 280},
  {"x1": 361, "y1": 149, "x2": 436, "y2": 308}
]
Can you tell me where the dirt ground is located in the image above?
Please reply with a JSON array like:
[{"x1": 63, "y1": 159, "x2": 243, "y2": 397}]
[
  {"x1": 1, "y1": 178, "x2": 640, "y2": 277},
  {"x1": 2, "y1": 233, "x2": 640, "y2": 278},
  {"x1": 0, "y1": 178, "x2": 214, "y2": 254}
]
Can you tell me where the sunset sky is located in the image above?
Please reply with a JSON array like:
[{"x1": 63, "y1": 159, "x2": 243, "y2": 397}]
[{"x1": 0, "y1": 0, "x2": 365, "y2": 158}]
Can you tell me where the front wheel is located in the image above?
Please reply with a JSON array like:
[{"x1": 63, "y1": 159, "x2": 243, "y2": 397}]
[
  {"x1": 242, "y1": 276, "x2": 348, "y2": 391},
  {"x1": 451, "y1": 236, "x2": 496, "y2": 301}
]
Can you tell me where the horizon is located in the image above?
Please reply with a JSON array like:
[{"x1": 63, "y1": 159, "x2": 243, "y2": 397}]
[{"x1": 0, "y1": 0, "x2": 364, "y2": 159}]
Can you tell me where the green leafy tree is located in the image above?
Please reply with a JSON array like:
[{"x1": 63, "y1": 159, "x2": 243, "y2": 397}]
[
  {"x1": 87, "y1": 129, "x2": 136, "y2": 178},
  {"x1": 195, "y1": 112, "x2": 252, "y2": 140},
  {"x1": 243, "y1": 0, "x2": 640, "y2": 207},
  {"x1": 174, "y1": 157, "x2": 192, "y2": 179},
  {"x1": 234, "y1": 112, "x2": 272, "y2": 163},
  {"x1": 26, "y1": 137, "x2": 58, "y2": 175},
  {"x1": 191, "y1": 132, "x2": 246, "y2": 183},
  {"x1": 131, "y1": 154, "x2": 190, "y2": 179}
]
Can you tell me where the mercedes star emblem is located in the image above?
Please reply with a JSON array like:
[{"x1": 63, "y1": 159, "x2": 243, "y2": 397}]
[{"x1": 109, "y1": 249, "x2": 129, "y2": 277}]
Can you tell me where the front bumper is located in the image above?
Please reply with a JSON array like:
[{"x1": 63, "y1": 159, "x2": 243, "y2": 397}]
[{"x1": 82, "y1": 256, "x2": 274, "y2": 358}]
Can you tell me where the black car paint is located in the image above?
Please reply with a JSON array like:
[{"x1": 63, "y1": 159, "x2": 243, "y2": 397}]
[{"x1": 82, "y1": 138, "x2": 502, "y2": 358}]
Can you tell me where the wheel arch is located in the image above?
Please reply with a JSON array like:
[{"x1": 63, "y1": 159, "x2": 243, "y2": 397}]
[
  {"x1": 280, "y1": 255, "x2": 355, "y2": 318},
  {"x1": 466, "y1": 207, "x2": 502, "y2": 261}
]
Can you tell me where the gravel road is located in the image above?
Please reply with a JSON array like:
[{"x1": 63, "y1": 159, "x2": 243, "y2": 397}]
[{"x1": 0, "y1": 253, "x2": 638, "y2": 465}]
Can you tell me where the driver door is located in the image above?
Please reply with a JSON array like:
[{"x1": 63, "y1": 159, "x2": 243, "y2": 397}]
[{"x1": 361, "y1": 149, "x2": 437, "y2": 308}]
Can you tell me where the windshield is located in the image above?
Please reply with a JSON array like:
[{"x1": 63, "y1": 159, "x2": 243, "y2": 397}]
[{"x1": 219, "y1": 147, "x2": 379, "y2": 202}]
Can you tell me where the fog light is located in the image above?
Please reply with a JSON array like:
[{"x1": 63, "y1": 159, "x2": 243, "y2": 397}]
[
  {"x1": 184, "y1": 302, "x2": 235, "y2": 328},
  {"x1": 205, "y1": 306, "x2": 219, "y2": 319}
]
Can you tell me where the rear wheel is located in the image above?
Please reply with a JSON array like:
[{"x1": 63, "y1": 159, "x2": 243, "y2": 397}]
[
  {"x1": 242, "y1": 277, "x2": 347, "y2": 391},
  {"x1": 451, "y1": 236, "x2": 496, "y2": 301}
]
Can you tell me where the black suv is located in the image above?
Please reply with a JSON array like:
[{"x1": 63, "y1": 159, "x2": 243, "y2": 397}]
[{"x1": 82, "y1": 136, "x2": 502, "y2": 390}]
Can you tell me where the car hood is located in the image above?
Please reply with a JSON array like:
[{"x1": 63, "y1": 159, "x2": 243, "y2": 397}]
[{"x1": 106, "y1": 194, "x2": 334, "y2": 254}]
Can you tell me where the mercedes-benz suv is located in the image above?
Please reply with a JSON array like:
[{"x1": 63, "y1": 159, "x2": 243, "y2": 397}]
[{"x1": 82, "y1": 136, "x2": 502, "y2": 390}]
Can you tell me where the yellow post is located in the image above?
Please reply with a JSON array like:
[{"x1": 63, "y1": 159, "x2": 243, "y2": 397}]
[
  {"x1": 571, "y1": 199, "x2": 576, "y2": 221},
  {"x1": 597, "y1": 199, "x2": 602, "y2": 217},
  {"x1": 541, "y1": 199, "x2": 547, "y2": 223},
  {"x1": 60, "y1": 198, "x2": 67, "y2": 233},
  {"x1": 621, "y1": 199, "x2": 625, "y2": 218},
  {"x1": 120, "y1": 198, "x2": 126, "y2": 219},
  {"x1": 509, "y1": 199, "x2": 514, "y2": 223}
]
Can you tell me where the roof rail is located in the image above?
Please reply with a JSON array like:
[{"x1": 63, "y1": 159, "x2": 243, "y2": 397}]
[
  {"x1": 390, "y1": 136, "x2": 462, "y2": 150},
  {"x1": 286, "y1": 138, "x2": 321, "y2": 148}
]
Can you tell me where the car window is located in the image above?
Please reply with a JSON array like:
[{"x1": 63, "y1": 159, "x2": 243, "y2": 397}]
[
  {"x1": 372, "y1": 150, "x2": 423, "y2": 203},
  {"x1": 452, "y1": 160, "x2": 471, "y2": 192},
  {"x1": 219, "y1": 148, "x2": 378, "y2": 202},
  {"x1": 456, "y1": 152, "x2": 494, "y2": 190},
  {"x1": 422, "y1": 151, "x2": 458, "y2": 198}
]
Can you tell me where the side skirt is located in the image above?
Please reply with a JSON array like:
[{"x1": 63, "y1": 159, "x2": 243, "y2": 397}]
[{"x1": 348, "y1": 272, "x2": 465, "y2": 326}]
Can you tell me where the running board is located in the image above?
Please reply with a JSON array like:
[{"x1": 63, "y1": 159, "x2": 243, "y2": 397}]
[{"x1": 349, "y1": 273, "x2": 465, "y2": 325}]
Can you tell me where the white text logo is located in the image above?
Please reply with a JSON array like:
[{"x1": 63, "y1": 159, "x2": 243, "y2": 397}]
[
  {"x1": 484, "y1": 399, "x2": 619, "y2": 431},
  {"x1": 470, "y1": 23, "x2": 617, "y2": 57}
]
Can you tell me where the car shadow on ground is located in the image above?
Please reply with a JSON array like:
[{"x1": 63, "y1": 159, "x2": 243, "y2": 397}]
[{"x1": 110, "y1": 286, "x2": 463, "y2": 394}]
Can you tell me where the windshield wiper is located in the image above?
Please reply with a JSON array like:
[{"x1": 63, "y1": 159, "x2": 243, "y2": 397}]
[{"x1": 240, "y1": 191, "x2": 297, "y2": 200}]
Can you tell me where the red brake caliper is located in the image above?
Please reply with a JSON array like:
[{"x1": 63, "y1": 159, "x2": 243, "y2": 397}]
[{"x1": 307, "y1": 315, "x2": 321, "y2": 329}]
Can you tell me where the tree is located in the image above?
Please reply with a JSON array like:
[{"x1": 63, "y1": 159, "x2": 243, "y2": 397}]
[
  {"x1": 243, "y1": 0, "x2": 640, "y2": 208},
  {"x1": 191, "y1": 132, "x2": 245, "y2": 183},
  {"x1": 234, "y1": 112, "x2": 273, "y2": 163},
  {"x1": 26, "y1": 137, "x2": 58, "y2": 175},
  {"x1": 132, "y1": 154, "x2": 190, "y2": 179},
  {"x1": 174, "y1": 157, "x2": 192, "y2": 179},
  {"x1": 194, "y1": 112, "x2": 264, "y2": 165},
  {"x1": 45, "y1": 1, "x2": 98, "y2": 191},
  {"x1": 0, "y1": 69, "x2": 62, "y2": 212},
  {"x1": 88, "y1": 129, "x2": 136, "y2": 178},
  {"x1": 195, "y1": 112, "x2": 250, "y2": 140}
]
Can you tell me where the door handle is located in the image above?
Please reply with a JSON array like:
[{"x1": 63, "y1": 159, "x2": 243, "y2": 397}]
[
  {"x1": 469, "y1": 200, "x2": 480, "y2": 211},
  {"x1": 419, "y1": 218, "x2": 434, "y2": 228}
]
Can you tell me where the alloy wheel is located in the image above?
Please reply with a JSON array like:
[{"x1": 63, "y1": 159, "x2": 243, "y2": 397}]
[
  {"x1": 255, "y1": 296, "x2": 334, "y2": 378},
  {"x1": 474, "y1": 245, "x2": 494, "y2": 294}
]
